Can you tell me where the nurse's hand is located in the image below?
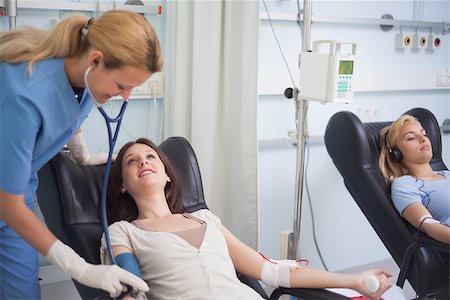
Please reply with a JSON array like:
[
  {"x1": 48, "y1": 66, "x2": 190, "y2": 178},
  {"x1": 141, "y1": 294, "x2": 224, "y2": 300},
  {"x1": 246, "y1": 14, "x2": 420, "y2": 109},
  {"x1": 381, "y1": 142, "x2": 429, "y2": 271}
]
[
  {"x1": 67, "y1": 131, "x2": 117, "y2": 166},
  {"x1": 47, "y1": 240, "x2": 149, "y2": 297}
]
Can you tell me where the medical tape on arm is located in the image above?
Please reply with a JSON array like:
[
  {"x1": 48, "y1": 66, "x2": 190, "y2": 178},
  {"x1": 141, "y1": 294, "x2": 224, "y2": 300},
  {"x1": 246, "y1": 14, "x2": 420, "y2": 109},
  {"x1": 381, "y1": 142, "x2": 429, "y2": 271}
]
[
  {"x1": 419, "y1": 214, "x2": 440, "y2": 225},
  {"x1": 260, "y1": 254, "x2": 306, "y2": 288}
]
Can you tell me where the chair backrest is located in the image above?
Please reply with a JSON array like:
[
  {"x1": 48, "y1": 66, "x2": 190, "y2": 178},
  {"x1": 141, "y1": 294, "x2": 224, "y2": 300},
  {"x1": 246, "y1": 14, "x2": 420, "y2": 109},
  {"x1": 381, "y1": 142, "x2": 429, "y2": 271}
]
[
  {"x1": 36, "y1": 137, "x2": 215, "y2": 299},
  {"x1": 324, "y1": 108, "x2": 449, "y2": 298}
]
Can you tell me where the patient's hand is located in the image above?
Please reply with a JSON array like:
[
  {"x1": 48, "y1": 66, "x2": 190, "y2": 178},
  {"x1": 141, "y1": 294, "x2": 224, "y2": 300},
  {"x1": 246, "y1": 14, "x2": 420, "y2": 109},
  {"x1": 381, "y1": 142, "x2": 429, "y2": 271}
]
[
  {"x1": 120, "y1": 289, "x2": 148, "y2": 300},
  {"x1": 352, "y1": 269, "x2": 392, "y2": 300}
]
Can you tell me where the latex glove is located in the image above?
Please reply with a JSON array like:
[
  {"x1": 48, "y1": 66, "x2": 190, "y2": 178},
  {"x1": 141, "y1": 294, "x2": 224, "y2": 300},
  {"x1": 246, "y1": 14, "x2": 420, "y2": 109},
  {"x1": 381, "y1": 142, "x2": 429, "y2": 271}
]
[
  {"x1": 46, "y1": 240, "x2": 149, "y2": 298},
  {"x1": 66, "y1": 132, "x2": 116, "y2": 166}
]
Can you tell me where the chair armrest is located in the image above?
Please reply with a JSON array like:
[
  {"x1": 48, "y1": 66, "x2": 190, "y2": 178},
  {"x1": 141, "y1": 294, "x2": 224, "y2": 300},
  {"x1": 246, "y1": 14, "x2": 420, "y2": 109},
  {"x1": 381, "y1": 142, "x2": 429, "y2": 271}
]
[
  {"x1": 270, "y1": 287, "x2": 349, "y2": 299},
  {"x1": 237, "y1": 273, "x2": 269, "y2": 299},
  {"x1": 416, "y1": 234, "x2": 449, "y2": 252},
  {"x1": 397, "y1": 235, "x2": 449, "y2": 287}
]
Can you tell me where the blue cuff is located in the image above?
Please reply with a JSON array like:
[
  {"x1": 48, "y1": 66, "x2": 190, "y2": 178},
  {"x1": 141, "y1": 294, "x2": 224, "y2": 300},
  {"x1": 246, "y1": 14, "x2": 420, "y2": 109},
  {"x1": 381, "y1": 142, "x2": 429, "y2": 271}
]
[{"x1": 115, "y1": 252, "x2": 142, "y2": 278}]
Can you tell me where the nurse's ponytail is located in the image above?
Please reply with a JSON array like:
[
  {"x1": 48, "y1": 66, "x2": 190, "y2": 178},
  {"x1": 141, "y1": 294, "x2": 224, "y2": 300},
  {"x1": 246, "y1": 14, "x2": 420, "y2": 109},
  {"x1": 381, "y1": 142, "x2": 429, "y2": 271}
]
[
  {"x1": 0, "y1": 10, "x2": 162, "y2": 75},
  {"x1": 0, "y1": 15, "x2": 89, "y2": 74}
]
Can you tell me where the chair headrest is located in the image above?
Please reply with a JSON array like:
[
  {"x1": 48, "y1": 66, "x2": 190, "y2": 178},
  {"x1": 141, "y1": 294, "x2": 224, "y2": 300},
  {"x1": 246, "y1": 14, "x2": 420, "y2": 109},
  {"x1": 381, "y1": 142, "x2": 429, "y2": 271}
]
[
  {"x1": 325, "y1": 107, "x2": 446, "y2": 174},
  {"x1": 160, "y1": 137, "x2": 208, "y2": 212},
  {"x1": 404, "y1": 108, "x2": 445, "y2": 170}
]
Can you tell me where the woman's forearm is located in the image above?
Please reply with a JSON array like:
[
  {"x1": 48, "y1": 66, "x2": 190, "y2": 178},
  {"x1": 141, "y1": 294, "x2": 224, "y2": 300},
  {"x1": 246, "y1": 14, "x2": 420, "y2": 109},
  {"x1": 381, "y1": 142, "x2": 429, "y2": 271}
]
[
  {"x1": 423, "y1": 223, "x2": 450, "y2": 244},
  {"x1": 290, "y1": 268, "x2": 392, "y2": 300},
  {"x1": 290, "y1": 267, "x2": 355, "y2": 289}
]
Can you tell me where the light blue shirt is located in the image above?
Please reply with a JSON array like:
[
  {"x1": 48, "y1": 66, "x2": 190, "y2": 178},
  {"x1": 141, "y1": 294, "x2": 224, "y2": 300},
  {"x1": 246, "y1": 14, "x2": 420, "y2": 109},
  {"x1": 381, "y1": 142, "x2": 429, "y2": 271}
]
[
  {"x1": 391, "y1": 170, "x2": 450, "y2": 226},
  {"x1": 0, "y1": 58, "x2": 94, "y2": 227}
]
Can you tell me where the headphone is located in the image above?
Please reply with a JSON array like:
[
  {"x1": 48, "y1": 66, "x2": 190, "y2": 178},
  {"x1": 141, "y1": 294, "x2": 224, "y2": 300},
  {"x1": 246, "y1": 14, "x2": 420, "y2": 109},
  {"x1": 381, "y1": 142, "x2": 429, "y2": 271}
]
[{"x1": 384, "y1": 127, "x2": 403, "y2": 162}]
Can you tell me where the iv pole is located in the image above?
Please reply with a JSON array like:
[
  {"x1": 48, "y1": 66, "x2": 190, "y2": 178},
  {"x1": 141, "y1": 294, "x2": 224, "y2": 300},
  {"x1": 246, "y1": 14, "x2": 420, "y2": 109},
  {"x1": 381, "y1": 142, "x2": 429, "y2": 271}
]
[
  {"x1": 288, "y1": 0, "x2": 312, "y2": 260},
  {"x1": 6, "y1": 0, "x2": 17, "y2": 30}
]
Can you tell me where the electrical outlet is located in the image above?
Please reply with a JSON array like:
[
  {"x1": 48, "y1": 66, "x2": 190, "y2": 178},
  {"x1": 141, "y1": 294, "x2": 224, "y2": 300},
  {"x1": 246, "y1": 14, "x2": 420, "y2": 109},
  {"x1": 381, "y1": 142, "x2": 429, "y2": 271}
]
[
  {"x1": 396, "y1": 33, "x2": 412, "y2": 48},
  {"x1": 149, "y1": 71, "x2": 164, "y2": 98},
  {"x1": 280, "y1": 230, "x2": 293, "y2": 260},
  {"x1": 427, "y1": 35, "x2": 441, "y2": 49},
  {"x1": 436, "y1": 70, "x2": 450, "y2": 87},
  {"x1": 287, "y1": 130, "x2": 297, "y2": 146},
  {"x1": 356, "y1": 106, "x2": 378, "y2": 122},
  {"x1": 130, "y1": 71, "x2": 164, "y2": 99},
  {"x1": 413, "y1": 33, "x2": 428, "y2": 49},
  {"x1": 131, "y1": 81, "x2": 150, "y2": 97}
]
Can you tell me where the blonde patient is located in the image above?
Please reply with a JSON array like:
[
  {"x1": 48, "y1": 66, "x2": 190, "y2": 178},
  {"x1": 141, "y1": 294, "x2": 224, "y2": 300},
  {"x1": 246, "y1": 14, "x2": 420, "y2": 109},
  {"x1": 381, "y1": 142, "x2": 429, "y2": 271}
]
[{"x1": 379, "y1": 115, "x2": 450, "y2": 244}]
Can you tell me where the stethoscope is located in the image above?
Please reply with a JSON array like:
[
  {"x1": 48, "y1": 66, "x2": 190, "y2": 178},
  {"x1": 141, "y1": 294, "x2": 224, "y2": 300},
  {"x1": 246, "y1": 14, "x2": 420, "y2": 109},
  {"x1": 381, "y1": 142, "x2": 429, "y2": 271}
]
[
  {"x1": 84, "y1": 65, "x2": 127, "y2": 265},
  {"x1": 98, "y1": 103, "x2": 127, "y2": 266}
]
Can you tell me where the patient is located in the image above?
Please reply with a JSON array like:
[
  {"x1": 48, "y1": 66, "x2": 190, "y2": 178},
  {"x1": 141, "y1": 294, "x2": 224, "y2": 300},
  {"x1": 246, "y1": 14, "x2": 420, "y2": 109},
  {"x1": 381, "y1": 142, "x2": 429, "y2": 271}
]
[
  {"x1": 101, "y1": 138, "x2": 392, "y2": 299},
  {"x1": 379, "y1": 115, "x2": 450, "y2": 244}
]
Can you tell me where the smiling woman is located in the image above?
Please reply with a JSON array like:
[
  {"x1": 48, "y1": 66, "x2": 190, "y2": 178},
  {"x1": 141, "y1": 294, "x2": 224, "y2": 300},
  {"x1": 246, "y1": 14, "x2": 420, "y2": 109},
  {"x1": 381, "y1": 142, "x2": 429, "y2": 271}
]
[
  {"x1": 379, "y1": 115, "x2": 450, "y2": 244},
  {"x1": 101, "y1": 138, "x2": 393, "y2": 300},
  {"x1": 107, "y1": 138, "x2": 184, "y2": 224}
]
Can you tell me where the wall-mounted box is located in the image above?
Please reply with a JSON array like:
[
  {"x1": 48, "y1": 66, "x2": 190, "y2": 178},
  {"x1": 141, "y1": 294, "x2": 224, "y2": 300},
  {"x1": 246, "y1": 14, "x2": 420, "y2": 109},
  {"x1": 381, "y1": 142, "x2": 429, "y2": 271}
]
[{"x1": 396, "y1": 33, "x2": 413, "y2": 48}]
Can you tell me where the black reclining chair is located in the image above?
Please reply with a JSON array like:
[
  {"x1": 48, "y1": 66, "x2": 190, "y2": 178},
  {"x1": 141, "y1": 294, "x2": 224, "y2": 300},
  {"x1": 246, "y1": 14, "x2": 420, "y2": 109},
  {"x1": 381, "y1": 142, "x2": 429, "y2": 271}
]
[
  {"x1": 324, "y1": 108, "x2": 449, "y2": 299},
  {"x1": 37, "y1": 136, "x2": 347, "y2": 300}
]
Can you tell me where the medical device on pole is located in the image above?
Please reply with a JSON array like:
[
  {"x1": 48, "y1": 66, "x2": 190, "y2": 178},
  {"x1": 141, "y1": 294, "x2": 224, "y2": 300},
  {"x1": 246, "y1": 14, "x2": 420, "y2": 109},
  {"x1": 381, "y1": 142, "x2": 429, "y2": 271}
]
[{"x1": 299, "y1": 40, "x2": 356, "y2": 104}]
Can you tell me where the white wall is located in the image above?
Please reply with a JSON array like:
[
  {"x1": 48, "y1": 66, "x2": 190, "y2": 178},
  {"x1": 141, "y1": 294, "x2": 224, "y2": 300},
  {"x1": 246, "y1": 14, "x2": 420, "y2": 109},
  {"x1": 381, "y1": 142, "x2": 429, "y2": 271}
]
[{"x1": 258, "y1": 0, "x2": 450, "y2": 272}]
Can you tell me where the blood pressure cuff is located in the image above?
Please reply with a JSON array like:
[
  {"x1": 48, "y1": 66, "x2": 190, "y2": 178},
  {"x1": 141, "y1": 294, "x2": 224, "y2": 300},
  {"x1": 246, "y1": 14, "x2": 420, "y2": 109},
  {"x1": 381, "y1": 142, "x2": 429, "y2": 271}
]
[{"x1": 115, "y1": 252, "x2": 142, "y2": 278}]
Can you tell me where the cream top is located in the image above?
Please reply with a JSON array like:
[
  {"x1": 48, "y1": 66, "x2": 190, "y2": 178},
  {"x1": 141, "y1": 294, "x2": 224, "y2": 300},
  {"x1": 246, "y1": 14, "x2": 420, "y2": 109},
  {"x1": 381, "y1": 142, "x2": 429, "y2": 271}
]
[
  {"x1": 132, "y1": 213, "x2": 206, "y2": 249},
  {"x1": 100, "y1": 209, "x2": 263, "y2": 300}
]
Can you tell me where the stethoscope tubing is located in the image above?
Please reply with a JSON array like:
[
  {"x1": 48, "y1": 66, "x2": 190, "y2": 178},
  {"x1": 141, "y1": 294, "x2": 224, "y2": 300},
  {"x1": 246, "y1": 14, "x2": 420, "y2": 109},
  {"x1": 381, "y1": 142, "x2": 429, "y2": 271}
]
[{"x1": 98, "y1": 101, "x2": 128, "y2": 265}]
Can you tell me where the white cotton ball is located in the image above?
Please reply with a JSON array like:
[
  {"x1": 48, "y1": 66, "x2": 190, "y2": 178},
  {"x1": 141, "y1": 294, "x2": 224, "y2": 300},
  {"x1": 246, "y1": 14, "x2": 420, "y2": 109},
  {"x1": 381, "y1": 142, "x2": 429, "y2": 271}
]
[{"x1": 364, "y1": 275, "x2": 380, "y2": 293}]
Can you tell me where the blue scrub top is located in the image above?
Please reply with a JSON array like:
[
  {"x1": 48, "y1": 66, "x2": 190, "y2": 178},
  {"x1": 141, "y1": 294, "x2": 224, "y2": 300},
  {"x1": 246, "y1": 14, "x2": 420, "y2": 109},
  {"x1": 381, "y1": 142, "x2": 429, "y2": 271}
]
[
  {"x1": 391, "y1": 170, "x2": 450, "y2": 226},
  {"x1": 0, "y1": 58, "x2": 94, "y2": 227}
]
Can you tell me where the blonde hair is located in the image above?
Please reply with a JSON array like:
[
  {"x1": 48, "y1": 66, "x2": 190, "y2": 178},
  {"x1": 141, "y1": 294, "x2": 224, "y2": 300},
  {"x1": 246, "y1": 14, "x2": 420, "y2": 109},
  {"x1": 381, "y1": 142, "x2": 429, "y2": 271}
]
[
  {"x1": 0, "y1": 10, "x2": 162, "y2": 74},
  {"x1": 379, "y1": 115, "x2": 418, "y2": 183}
]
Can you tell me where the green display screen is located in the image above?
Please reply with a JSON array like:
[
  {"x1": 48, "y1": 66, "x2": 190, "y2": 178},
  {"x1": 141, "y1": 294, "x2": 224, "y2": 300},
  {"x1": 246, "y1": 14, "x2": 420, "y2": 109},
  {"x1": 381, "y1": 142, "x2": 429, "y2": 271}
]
[{"x1": 339, "y1": 60, "x2": 353, "y2": 75}]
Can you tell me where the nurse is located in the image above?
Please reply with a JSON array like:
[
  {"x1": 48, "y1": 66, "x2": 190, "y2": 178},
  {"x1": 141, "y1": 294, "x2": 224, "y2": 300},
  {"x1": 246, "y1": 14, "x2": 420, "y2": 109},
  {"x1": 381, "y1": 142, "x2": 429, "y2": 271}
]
[{"x1": 0, "y1": 10, "x2": 162, "y2": 299}]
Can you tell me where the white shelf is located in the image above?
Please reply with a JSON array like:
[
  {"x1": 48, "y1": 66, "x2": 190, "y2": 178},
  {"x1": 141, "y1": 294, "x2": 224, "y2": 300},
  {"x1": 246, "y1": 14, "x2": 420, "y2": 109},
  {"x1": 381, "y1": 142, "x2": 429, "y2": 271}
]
[
  {"x1": 260, "y1": 11, "x2": 450, "y2": 34},
  {"x1": 258, "y1": 69, "x2": 450, "y2": 96},
  {"x1": 258, "y1": 135, "x2": 324, "y2": 150},
  {"x1": 0, "y1": 0, "x2": 162, "y2": 15}
]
